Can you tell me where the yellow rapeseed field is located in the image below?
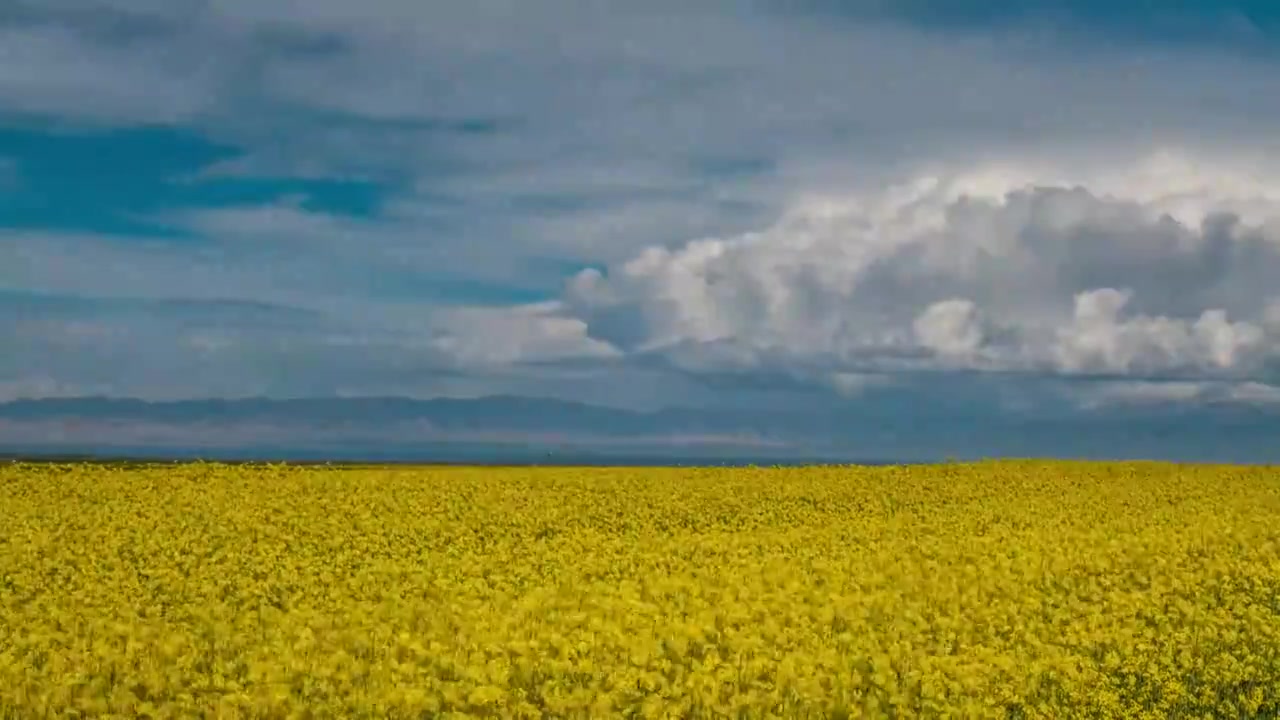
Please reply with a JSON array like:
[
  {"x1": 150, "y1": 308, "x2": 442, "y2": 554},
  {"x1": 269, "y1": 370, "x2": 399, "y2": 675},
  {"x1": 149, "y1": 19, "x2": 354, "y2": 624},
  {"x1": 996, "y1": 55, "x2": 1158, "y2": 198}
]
[{"x1": 1, "y1": 460, "x2": 1279, "y2": 718}]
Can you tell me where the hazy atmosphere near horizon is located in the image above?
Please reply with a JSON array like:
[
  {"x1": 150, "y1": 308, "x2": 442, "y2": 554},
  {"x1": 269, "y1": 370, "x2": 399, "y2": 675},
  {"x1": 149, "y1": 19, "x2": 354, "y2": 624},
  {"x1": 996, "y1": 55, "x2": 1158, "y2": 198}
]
[{"x1": 5, "y1": 1, "x2": 1280, "y2": 462}]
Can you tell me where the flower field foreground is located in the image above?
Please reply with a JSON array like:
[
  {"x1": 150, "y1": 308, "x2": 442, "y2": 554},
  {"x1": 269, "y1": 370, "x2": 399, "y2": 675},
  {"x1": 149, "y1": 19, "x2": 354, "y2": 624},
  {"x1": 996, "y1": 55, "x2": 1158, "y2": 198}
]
[{"x1": 2, "y1": 461, "x2": 1279, "y2": 719}]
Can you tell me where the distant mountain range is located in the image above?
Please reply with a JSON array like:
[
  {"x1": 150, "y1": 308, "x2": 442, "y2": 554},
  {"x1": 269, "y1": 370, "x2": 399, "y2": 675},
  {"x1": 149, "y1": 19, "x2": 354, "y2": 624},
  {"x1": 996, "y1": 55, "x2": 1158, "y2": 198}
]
[
  {"x1": 0, "y1": 395, "x2": 801, "y2": 463},
  {"x1": 1, "y1": 394, "x2": 1278, "y2": 464}
]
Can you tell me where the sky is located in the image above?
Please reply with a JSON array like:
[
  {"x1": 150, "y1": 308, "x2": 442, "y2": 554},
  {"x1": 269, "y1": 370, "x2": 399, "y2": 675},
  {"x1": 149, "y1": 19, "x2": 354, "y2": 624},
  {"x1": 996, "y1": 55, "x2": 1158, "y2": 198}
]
[{"x1": 4, "y1": 1, "x2": 1280, "y2": 456}]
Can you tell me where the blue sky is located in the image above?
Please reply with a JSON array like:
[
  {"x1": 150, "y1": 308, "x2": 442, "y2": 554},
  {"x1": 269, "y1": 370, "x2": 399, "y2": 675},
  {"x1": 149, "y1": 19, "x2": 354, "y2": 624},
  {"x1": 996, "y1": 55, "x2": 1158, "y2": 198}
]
[{"x1": 5, "y1": 1, "x2": 1280, "y2": 455}]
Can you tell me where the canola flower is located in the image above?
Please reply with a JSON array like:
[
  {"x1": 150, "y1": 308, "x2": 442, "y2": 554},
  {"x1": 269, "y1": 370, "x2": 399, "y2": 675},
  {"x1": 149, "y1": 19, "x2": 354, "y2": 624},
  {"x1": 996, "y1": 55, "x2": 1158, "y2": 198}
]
[{"x1": 1, "y1": 460, "x2": 1279, "y2": 718}]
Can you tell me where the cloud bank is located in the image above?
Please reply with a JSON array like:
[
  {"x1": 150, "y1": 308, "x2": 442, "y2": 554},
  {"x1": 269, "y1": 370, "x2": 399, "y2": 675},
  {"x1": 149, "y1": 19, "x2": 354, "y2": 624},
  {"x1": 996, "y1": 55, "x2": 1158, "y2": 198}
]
[{"x1": 558, "y1": 151, "x2": 1280, "y2": 391}]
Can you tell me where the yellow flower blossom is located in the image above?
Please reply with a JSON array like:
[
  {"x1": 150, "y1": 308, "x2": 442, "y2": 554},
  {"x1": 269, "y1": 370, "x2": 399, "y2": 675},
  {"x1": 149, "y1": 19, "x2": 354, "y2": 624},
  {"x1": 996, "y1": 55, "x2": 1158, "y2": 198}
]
[{"x1": 1, "y1": 460, "x2": 1278, "y2": 717}]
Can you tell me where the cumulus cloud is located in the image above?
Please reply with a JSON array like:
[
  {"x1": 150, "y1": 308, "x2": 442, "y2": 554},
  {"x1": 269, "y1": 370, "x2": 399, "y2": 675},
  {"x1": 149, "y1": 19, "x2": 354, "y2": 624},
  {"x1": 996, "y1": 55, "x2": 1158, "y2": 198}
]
[
  {"x1": 426, "y1": 302, "x2": 620, "y2": 366},
  {"x1": 1052, "y1": 289, "x2": 1266, "y2": 375},
  {"x1": 913, "y1": 300, "x2": 986, "y2": 362},
  {"x1": 0, "y1": 292, "x2": 624, "y2": 402},
  {"x1": 560, "y1": 150, "x2": 1280, "y2": 386}
]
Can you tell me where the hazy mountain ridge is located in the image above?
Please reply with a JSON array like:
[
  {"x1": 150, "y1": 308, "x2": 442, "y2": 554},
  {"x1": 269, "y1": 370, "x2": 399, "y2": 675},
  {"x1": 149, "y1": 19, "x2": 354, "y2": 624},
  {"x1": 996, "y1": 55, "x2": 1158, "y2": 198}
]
[
  {"x1": 0, "y1": 396, "x2": 792, "y2": 461},
  {"x1": 2, "y1": 394, "x2": 1279, "y2": 463}
]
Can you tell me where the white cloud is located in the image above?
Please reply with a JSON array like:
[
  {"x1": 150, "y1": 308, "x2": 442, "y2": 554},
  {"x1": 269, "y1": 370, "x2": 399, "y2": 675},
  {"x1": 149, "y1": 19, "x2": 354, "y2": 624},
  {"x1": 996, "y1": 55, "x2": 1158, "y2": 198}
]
[
  {"x1": 1076, "y1": 380, "x2": 1209, "y2": 408},
  {"x1": 1051, "y1": 289, "x2": 1266, "y2": 374},
  {"x1": 0, "y1": 291, "x2": 627, "y2": 403},
  {"x1": 426, "y1": 302, "x2": 621, "y2": 366},
  {"x1": 913, "y1": 300, "x2": 985, "y2": 361},
  {"x1": 560, "y1": 150, "x2": 1280, "y2": 385},
  {"x1": 7, "y1": 147, "x2": 1280, "y2": 406},
  {"x1": 828, "y1": 371, "x2": 895, "y2": 397},
  {"x1": 1223, "y1": 382, "x2": 1280, "y2": 404},
  {"x1": 1074, "y1": 378, "x2": 1280, "y2": 410}
]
